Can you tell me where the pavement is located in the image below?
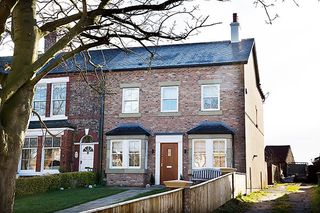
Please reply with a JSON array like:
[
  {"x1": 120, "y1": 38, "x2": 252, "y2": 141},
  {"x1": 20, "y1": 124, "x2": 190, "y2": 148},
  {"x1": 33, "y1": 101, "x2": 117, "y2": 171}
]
[
  {"x1": 55, "y1": 186, "x2": 162, "y2": 213},
  {"x1": 245, "y1": 183, "x2": 315, "y2": 213}
]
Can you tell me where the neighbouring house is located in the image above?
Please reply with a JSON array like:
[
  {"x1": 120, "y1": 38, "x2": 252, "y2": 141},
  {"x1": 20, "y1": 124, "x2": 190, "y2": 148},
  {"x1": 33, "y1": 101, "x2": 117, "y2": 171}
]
[
  {"x1": 0, "y1": 14, "x2": 267, "y2": 190},
  {"x1": 265, "y1": 145, "x2": 295, "y2": 184}
]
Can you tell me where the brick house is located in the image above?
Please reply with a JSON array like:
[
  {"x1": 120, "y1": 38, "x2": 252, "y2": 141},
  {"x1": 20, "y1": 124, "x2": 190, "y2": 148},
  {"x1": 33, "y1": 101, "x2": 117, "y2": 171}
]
[{"x1": 0, "y1": 14, "x2": 267, "y2": 190}]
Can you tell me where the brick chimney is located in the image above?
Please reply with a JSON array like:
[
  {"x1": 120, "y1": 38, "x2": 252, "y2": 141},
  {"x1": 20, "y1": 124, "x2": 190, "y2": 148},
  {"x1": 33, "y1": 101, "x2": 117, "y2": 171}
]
[
  {"x1": 44, "y1": 32, "x2": 57, "y2": 51},
  {"x1": 230, "y1": 13, "x2": 240, "y2": 43}
]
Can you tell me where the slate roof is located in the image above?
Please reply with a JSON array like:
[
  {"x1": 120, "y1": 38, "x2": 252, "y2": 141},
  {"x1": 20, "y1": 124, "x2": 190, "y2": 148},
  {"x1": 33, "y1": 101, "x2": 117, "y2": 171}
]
[
  {"x1": 0, "y1": 39, "x2": 254, "y2": 74},
  {"x1": 265, "y1": 145, "x2": 294, "y2": 163},
  {"x1": 187, "y1": 121, "x2": 234, "y2": 135},
  {"x1": 105, "y1": 123, "x2": 151, "y2": 136},
  {"x1": 28, "y1": 120, "x2": 75, "y2": 129}
]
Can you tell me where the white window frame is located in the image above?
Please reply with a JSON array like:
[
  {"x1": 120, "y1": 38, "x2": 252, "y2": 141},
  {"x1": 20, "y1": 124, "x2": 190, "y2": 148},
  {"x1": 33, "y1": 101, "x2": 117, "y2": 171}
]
[
  {"x1": 192, "y1": 139, "x2": 227, "y2": 169},
  {"x1": 51, "y1": 82, "x2": 67, "y2": 117},
  {"x1": 161, "y1": 86, "x2": 179, "y2": 112},
  {"x1": 201, "y1": 84, "x2": 220, "y2": 111},
  {"x1": 122, "y1": 88, "x2": 140, "y2": 113},
  {"x1": 32, "y1": 84, "x2": 47, "y2": 118},
  {"x1": 20, "y1": 138, "x2": 38, "y2": 171},
  {"x1": 110, "y1": 140, "x2": 142, "y2": 169}
]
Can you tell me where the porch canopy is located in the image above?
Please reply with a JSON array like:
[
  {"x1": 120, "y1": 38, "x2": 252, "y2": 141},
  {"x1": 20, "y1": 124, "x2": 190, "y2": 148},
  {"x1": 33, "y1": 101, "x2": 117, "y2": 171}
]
[
  {"x1": 105, "y1": 123, "x2": 151, "y2": 136},
  {"x1": 187, "y1": 121, "x2": 234, "y2": 135}
]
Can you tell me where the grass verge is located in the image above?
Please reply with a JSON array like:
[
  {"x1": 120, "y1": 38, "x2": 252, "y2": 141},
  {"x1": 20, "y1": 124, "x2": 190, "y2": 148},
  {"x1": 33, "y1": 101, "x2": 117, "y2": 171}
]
[
  {"x1": 14, "y1": 186, "x2": 126, "y2": 213},
  {"x1": 312, "y1": 185, "x2": 320, "y2": 212}
]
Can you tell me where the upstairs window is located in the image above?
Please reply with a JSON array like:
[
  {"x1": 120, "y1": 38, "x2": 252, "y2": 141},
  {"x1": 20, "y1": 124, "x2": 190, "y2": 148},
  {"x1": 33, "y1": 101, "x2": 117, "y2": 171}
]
[
  {"x1": 161, "y1": 86, "x2": 178, "y2": 112},
  {"x1": 44, "y1": 137, "x2": 61, "y2": 170},
  {"x1": 52, "y1": 83, "x2": 66, "y2": 116},
  {"x1": 201, "y1": 85, "x2": 220, "y2": 111},
  {"x1": 21, "y1": 138, "x2": 38, "y2": 171},
  {"x1": 122, "y1": 88, "x2": 139, "y2": 113},
  {"x1": 33, "y1": 84, "x2": 47, "y2": 116}
]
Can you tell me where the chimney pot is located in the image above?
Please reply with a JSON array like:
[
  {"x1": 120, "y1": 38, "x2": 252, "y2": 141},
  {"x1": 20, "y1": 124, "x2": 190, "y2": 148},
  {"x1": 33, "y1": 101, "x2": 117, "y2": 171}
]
[{"x1": 233, "y1": 13, "x2": 238, "y2": 23}]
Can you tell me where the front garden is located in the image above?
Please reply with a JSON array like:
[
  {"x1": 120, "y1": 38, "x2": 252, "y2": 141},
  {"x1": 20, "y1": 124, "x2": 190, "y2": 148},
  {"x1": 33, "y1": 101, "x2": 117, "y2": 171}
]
[{"x1": 14, "y1": 172, "x2": 126, "y2": 213}]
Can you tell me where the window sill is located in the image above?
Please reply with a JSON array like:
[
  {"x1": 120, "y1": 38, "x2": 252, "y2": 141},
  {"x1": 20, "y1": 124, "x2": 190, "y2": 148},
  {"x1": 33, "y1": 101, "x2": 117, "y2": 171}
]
[
  {"x1": 30, "y1": 115, "x2": 68, "y2": 121},
  {"x1": 157, "y1": 112, "x2": 181, "y2": 117},
  {"x1": 119, "y1": 113, "x2": 141, "y2": 118},
  {"x1": 106, "y1": 168, "x2": 146, "y2": 174},
  {"x1": 198, "y1": 110, "x2": 223, "y2": 116}
]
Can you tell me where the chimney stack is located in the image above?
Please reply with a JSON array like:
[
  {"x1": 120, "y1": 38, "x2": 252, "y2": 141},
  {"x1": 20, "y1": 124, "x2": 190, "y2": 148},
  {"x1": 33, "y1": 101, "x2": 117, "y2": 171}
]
[
  {"x1": 230, "y1": 13, "x2": 240, "y2": 43},
  {"x1": 44, "y1": 32, "x2": 57, "y2": 51}
]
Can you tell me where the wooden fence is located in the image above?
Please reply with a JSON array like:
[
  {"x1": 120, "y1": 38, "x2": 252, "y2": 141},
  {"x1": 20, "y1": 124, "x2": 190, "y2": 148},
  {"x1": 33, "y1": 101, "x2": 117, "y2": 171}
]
[
  {"x1": 88, "y1": 172, "x2": 246, "y2": 213},
  {"x1": 87, "y1": 188, "x2": 183, "y2": 213}
]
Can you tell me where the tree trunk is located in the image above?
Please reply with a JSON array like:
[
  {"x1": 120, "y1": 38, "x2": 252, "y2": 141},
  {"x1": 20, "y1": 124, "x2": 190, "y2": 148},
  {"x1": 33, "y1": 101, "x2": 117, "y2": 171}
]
[
  {"x1": 0, "y1": 85, "x2": 34, "y2": 213},
  {"x1": 0, "y1": 1, "x2": 39, "y2": 212}
]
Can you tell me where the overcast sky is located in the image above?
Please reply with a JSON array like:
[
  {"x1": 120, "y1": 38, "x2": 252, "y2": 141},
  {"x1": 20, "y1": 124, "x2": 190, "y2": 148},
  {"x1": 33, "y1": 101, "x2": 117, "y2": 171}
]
[
  {"x1": 1, "y1": 1, "x2": 319, "y2": 163},
  {"x1": 190, "y1": 0, "x2": 320, "y2": 163}
]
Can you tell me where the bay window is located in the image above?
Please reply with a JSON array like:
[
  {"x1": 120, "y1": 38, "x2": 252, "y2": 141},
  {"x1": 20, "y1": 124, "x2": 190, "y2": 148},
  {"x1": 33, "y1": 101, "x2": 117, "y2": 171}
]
[
  {"x1": 110, "y1": 140, "x2": 141, "y2": 168},
  {"x1": 21, "y1": 138, "x2": 38, "y2": 171},
  {"x1": 193, "y1": 139, "x2": 230, "y2": 169}
]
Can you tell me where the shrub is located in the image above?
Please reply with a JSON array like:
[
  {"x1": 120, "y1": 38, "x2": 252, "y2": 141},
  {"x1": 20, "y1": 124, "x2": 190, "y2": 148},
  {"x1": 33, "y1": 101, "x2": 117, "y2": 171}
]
[{"x1": 16, "y1": 172, "x2": 96, "y2": 197}]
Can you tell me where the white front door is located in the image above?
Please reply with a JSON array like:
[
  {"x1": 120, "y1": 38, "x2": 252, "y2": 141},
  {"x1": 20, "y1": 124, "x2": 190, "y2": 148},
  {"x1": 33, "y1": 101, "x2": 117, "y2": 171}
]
[{"x1": 80, "y1": 145, "x2": 94, "y2": 171}]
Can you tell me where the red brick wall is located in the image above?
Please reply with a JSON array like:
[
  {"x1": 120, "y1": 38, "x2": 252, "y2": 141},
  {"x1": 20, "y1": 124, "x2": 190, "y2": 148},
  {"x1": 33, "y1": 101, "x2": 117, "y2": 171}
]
[
  {"x1": 107, "y1": 173, "x2": 147, "y2": 187},
  {"x1": 103, "y1": 65, "x2": 246, "y2": 182}
]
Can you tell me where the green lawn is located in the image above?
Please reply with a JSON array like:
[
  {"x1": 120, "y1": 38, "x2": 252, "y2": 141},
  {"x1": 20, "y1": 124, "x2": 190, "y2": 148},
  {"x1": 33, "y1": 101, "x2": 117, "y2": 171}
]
[
  {"x1": 14, "y1": 186, "x2": 126, "y2": 213},
  {"x1": 312, "y1": 185, "x2": 320, "y2": 212}
]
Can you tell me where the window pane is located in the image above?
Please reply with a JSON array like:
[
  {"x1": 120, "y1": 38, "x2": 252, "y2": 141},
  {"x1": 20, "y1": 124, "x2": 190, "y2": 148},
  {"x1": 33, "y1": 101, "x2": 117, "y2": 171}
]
[
  {"x1": 123, "y1": 88, "x2": 139, "y2": 101},
  {"x1": 112, "y1": 142, "x2": 123, "y2": 167},
  {"x1": 29, "y1": 138, "x2": 38, "y2": 148},
  {"x1": 33, "y1": 101, "x2": 46, "y2": 116},
  {"x1": 194, "y1": 141, "x2": 206, "y2": 168},
  {"x1": 162, "y1": 87, "x2": 177, "y2": 99},
  {"x1": 44, "y1": 138, "x2": 52, "y2": 147},
  {"x1": 52, "y1": 83, "x2": 66, "y2": 100},
  {"x1": 44, "y1": 148, "x2": 60, "y2": 170},
  {"x1": 213, "y1": 140, "x2": 226, "y2": 167},
  {"x1": 162, "y1": 100, "x2": 177, "y2": 111},
  {"x1": 53, "y1": 100, "x2": 66, "y2": 115},
  {"x1": 53, "y1": 137, "x2": 60, "y2": 147},
  {"x1": 23, "y1": 138, "x2": 29, "y2": 148},
  {"x1": 21, "y1": 148, "x2": 37, "y2": 170},
  {"x1": 34, "y1": 85, "x2": 47, "y2": 101},
  {"x1": 203, "y1": 85, "x2": 218, "y2": 97},
  {"x1": 123, "y1": 101, "x2": 138, "y2": 113},
  {"x1": 129, "y1": 154, "x2": 140, "y2": 167},
  {"x1": 203, "y1": 97, "x2": 218, "y2": 110}
]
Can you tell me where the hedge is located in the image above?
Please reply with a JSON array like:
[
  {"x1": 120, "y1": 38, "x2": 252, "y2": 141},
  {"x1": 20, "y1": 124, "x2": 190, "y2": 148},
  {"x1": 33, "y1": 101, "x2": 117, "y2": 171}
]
[{"x1": 16, "y1": 172, "x2": 96, "y2": 197}]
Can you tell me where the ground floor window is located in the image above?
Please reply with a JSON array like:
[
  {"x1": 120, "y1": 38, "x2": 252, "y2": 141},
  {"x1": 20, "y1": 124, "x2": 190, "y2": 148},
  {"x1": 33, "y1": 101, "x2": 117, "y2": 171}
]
[
  {"x1": 110, "y1": 140, "x2": 141, "y2": 169},
  {"x1": 21, "y1": 138, "x2": 38, "y2": 171},
  {"x1": 193, "y1": 139, "x2": 231, "y2": 169},
  {"x1": 44, "y1": 137, "x2": 61, "y2": 170}
]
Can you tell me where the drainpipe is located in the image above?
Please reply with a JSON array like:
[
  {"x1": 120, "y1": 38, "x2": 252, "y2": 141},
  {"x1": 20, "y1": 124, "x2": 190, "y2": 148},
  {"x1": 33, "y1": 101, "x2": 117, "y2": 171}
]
[{"x1": 98, "y1": 93, "x2": 105, "y2": 184}]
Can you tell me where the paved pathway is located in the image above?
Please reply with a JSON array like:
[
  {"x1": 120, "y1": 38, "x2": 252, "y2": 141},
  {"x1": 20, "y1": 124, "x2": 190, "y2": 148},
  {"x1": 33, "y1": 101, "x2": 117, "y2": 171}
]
[
  {"x1": 55, "y1": 188, "x2": 155, "y2": 213},
  {"x1": 245, "y1": 184, "x2": 315, "y2": 213}
]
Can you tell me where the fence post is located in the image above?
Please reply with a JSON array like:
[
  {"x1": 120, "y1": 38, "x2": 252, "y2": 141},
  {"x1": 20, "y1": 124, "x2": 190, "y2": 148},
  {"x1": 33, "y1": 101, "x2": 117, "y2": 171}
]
[
  {"x1": 183, "y1": 187, "x2": 191, "y2": 213},
  {"x1": 232, "y1": 172, "x2": 235, "y2": 199}
]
